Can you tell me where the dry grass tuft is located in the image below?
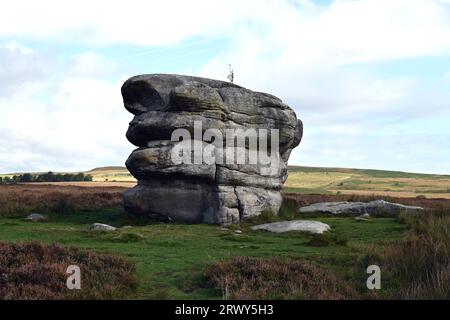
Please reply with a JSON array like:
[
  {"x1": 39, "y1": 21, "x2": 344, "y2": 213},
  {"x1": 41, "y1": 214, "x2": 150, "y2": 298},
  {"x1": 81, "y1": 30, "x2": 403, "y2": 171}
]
[
  {"x1": 358, "y1": 208, "x2": 450, "y2": 299},
  {"x1": 384, "y1": 209, "x2": 450, "y2": 299},
  {"x1": 204, "y1": 256, "x2": 356, "y2": 300}
]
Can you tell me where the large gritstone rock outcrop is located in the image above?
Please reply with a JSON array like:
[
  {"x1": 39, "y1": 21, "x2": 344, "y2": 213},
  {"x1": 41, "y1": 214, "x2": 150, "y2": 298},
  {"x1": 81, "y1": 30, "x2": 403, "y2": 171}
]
[
  {"x1": 298, "y1": 200, "x2": 424, "y2": 216},
  {"x1": 122, "y1": 74, "x2": 303, "y2": 224}
]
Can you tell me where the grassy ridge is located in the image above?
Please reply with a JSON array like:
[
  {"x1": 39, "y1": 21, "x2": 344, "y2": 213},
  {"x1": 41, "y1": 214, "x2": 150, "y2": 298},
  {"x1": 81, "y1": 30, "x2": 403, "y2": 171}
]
[
  {"x1": 3, "y1": 164, "x2": 449, "y2": 183},
  {"x1": 2, "y1": 165, "x2": 450, "y2": 198},
  {"x1": 84, "y1": 166, "x2": 450, "y2": 199},
  {"x1": 288, "y1": 165, "x2": 450, "y2": 179},
  {"x1": 0, "y1": 166, "x2": 135, "y2": 183},
  {"x1": 285, "y1": 166, "x2": 450, "y2": 199}
]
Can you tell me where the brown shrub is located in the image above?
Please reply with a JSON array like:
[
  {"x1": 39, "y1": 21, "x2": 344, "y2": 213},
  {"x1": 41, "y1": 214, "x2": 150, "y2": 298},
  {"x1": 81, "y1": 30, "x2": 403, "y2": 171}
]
[
  {"x1": 382, "y1": 209, "x2": 450, "y2": 299},
  {"x1": 357, "y1": 208, "x2": 450, "y2": 299},
  {"x1": 0, "y1": 184, "x2": 126, "y2": 216},
  {"x1": 204, "y1": 256, "x2": 357, "y2": 300},
  {"x1": 0, "y1": 242, "x2": 137, "y2": 300},
  {"x1": 283, "y1": 192, "x2": 450, "y2": 211}
]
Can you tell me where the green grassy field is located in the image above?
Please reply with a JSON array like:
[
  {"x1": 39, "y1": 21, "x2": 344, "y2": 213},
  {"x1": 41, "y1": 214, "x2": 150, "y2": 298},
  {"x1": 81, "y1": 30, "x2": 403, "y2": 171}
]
[
  {"x1": 285, "y1": 166, "x2": 450, "y2": 199},
  {"x1": 0, "y1": 208, "x2": 407, "y2": 299},
  {"x1": 1, "y1": 165, "x2": 449, "y2": 299}
]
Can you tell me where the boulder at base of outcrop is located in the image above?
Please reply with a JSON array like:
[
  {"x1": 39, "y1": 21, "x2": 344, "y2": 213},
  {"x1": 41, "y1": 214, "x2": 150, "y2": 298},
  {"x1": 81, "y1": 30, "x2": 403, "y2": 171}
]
[
  {"x1": 122, "y1": 74, "x2": 303, "y2": 224},
  {"x1": 90, "y1": 223, "x2": 117, "y2": 231},
  {"x1": 298, "y1": 200, "x2": 423, "y2": 216},
  {"x1": 251, "y1": 220, "x2": 331, "y2": 234},
  {"x1": 25, "y1": 213, "x2": 47, "y2": 222},
  {"x1": 355, "y1": 213, "x2": 371, "y2": 221}
]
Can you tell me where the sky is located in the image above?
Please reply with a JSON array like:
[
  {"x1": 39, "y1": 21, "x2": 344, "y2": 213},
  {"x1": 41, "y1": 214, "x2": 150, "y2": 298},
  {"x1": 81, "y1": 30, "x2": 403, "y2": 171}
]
[{"x1": 0, "y1": 0, "x2": 450, "y2": 174}]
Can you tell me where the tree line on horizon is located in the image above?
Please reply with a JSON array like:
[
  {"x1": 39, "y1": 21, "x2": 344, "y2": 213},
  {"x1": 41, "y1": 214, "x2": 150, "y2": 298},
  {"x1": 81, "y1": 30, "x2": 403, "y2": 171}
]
[{"x1": 0, "y1": 172, "x2": 93, "y2": 184}]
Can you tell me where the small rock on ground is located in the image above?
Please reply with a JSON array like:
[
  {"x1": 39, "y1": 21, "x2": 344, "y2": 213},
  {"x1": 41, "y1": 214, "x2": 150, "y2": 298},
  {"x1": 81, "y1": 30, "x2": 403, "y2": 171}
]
[
  {"x1": 25, "y1": 213, "x2": 47, "y2": 222},
  {"x1": 355, "y1": 213, "x2": 371, "y2": 221}
]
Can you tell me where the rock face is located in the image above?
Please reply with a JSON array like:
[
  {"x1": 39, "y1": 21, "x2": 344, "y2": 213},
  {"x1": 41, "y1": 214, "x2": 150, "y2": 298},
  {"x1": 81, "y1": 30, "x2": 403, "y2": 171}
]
[
  {"x1": 251, "y1": 220, "x2": 331, "y2": 234},
  {"x1": 122, "y1": 74, "x2": 303, "y2": 224},
  {"x1": 299, "y1": 200, "x2": 423, "y2": 216}
]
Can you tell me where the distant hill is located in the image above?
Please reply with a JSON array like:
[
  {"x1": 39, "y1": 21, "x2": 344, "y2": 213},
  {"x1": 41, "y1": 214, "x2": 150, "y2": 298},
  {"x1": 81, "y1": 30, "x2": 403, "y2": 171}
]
[
  {"x1": 84, "y1": 166, "x2": 135, "y2": 182},
  {"x1": 3, "y1": 165, "x2": 449, "y2": 180},
  {"x1": 1, "y1": 166, "x2": 135, "y2": 183},
  {"x1": 85, "y1": 165, "x2": 450, "y2": 181},
  {"x1": 86, "y1": 166, "x2": 129, "y2": 173},
  {"x1": 288, "y1": 166, "x2": 450, "y2": 179},
  {"x1": 2, "y1": 165, "x2": 450, "y2": 199},
  {"x1": 285, "y1": 166, "x2": 450, "y2": 199}
]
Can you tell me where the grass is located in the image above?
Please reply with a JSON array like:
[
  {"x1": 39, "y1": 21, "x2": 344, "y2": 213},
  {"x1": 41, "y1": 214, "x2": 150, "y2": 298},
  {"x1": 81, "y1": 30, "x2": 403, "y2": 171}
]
[
  {"x1": 359, "y1": 208, "x2": 450, "y2": 299},
  {"x1": 0, "y1": 207, "x2": 407, "y2": 299},
  {"x1": 201, "y1": 207, "x2": 450, "y2": 300},
  {"x1": 0, "y1": 182, "x2": 448, "y2": 299},
  {"x1": 288, "y1": 166, "x2": 450, "y2": 179},
  {"x1": 204, "y1": 256, "x2": 356, "y2": 299}
]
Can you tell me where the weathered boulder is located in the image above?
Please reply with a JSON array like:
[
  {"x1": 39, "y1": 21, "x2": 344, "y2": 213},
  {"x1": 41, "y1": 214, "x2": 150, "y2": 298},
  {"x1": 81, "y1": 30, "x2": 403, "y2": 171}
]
[
  {"x1": 251, "y1": 220, "x2": 331, "y2": 234},
  {"x1": 122, "y1": 74, "x2": 303, "y2": 224},
  {"x1": 299, "y1": 200, "x2": 423, "y2": 216}
]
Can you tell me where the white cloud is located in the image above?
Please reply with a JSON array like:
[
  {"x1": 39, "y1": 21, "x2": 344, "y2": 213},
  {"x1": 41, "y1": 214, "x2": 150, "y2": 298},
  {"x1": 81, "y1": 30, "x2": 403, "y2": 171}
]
[
  {"x1": 2, "y1": 0, "x2": 450, "y2": 173},
  {"x1": 0, "y1": 41, "x2": 51, "y2": 98},
  {"x1": 444, "y1": 71, "x2": 450, "y2": 81},
  {"x1": 2, "y1": 40, "x2": 34, "y2": 55},
  {"x1": 1, "y1": 0, "x2": 448, "y2": 58},
  {"x1": 197, "y1": 0, "x2": 450, "y2": 173},
  {"x1": 290, "y1": 0, "x2": 450, "y2": 65},
  {"x1": 67, "y1": 52, "x2": 119, "y2": 77},
  {"x1": 200, "y1": 0, "x2": 450, "y2": 80},
  {"x1": 0, "y1": 0, "x2": 270, "y2": 46},
  {"x1": 0, "y1": 48, "x2": 134, "y2": 172},
  {"x1": 196, "y1": 0, "x2": 450, "y2": 132}
]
